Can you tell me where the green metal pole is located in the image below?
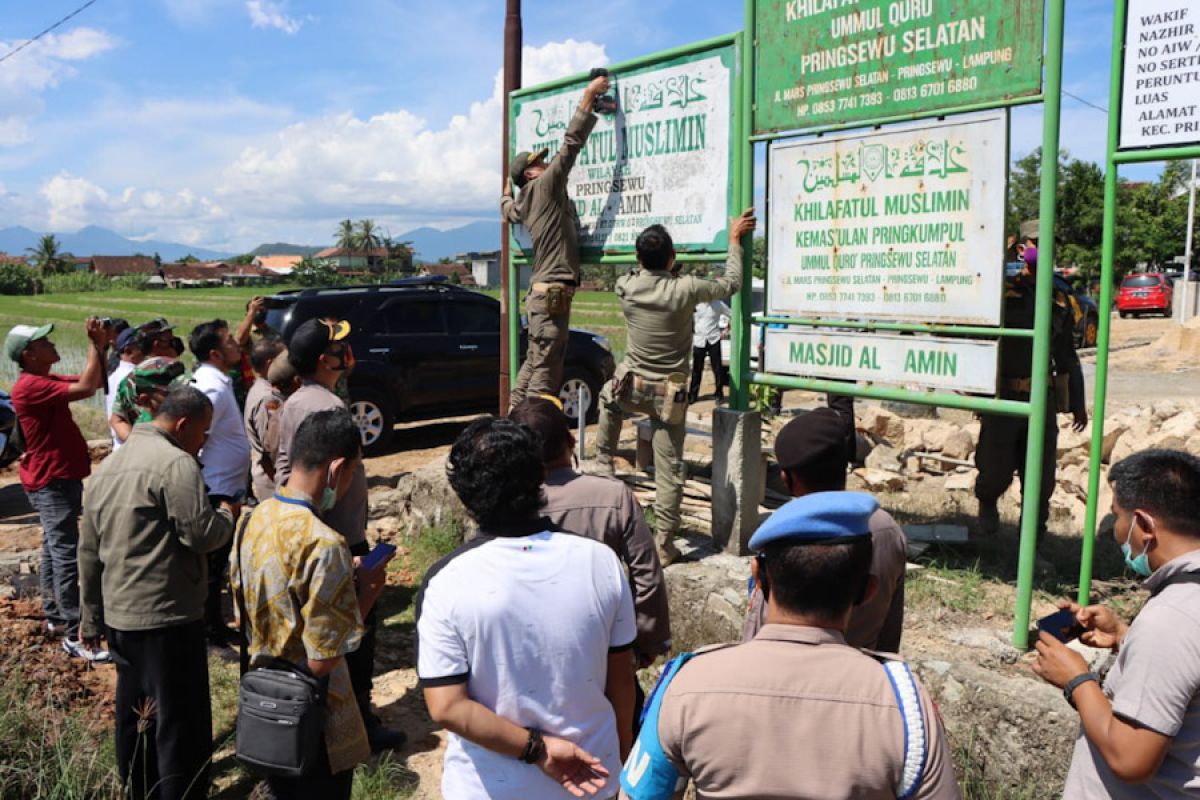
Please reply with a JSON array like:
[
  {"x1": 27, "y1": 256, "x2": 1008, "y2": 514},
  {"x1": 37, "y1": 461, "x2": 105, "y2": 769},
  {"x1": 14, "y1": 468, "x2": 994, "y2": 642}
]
[
  {"x1": 749, "y1": 93, "x2": 1046, "y2": 142},
  {"x1": 751, "y1": 371, "x2": 1034, "y2": 417},
  {"x1": 729, "y1": 3, "x2": 754, "y2": 411},
  {"x1": 1012, "y1": 0, "x2": 1066, "y2": 650},
  {"x1": 1079, "y1": 0, "x2": 1127, "y2": 606},
  {"x1": 1114, "y1": 144, "x2": 1200, "y2": 164},
  {"x1": 752, "y1": 315, "x2": 1037, "y2": 339}
]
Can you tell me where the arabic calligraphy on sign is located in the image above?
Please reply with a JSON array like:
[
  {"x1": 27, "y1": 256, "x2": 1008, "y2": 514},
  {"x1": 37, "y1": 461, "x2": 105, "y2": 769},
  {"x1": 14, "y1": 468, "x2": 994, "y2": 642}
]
[{"x1": 795, "y1": 137, "x2": 969, "y2": 193}]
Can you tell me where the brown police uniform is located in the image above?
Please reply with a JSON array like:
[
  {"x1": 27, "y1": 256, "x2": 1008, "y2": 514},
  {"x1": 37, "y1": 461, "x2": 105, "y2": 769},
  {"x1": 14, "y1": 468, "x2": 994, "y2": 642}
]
[
  {"x1": 974, "y1": 275, "x2": 1085, "y2": 533},
  {"x1": 651, "y1": 624, "x2": 961, "y2": 799},
  {"x1": 243, "y1": 376, "x2": 282, "y2": 503},
  {"x1": 741, "y1": 506, "x2": 908, "y2": 651},
  {"x1": 501, "y1": 106, "x2": 598, "y2": 408},
  {"x1": 542, "y1": 466, "x2": 671, "y2": 659},
  {"x1": 597, "y1": 243, "x2": 744, "y2": 560}
]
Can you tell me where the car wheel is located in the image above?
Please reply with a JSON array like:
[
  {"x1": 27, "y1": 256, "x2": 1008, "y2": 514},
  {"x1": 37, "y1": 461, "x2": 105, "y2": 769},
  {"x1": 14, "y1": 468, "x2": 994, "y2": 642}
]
[
  {"x1": 559, "y1": 367, "x2": 601, "y2": 424},
  {"x1": 1119, "y1": 311, "x2": 1128, "y2": 319},
  {"x1": 349, "y1": 389, "x2": 394, "y2": 456},
  {"x1": 1084, "y1": 314, "x2": 1098, "y2": 348}
]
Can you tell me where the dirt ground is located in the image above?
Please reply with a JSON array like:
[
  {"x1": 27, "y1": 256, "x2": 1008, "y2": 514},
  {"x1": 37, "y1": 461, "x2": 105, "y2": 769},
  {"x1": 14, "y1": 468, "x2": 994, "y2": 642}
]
[{"x1": 0, "y1": 310, "x2": 1194, "y2": 798}]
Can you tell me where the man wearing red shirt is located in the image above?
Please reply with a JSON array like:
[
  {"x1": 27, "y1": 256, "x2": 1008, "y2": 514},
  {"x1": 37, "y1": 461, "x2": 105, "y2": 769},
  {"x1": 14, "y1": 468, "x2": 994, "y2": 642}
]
[{"x1": 6, "y1": 319, "x2": 111, "y2": 661}]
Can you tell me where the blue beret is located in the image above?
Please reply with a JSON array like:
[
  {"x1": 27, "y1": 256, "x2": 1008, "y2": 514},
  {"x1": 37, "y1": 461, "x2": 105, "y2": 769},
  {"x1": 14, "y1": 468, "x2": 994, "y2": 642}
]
[{"x1": 749, "y1": 491, "x2": 879, "y2": 551}]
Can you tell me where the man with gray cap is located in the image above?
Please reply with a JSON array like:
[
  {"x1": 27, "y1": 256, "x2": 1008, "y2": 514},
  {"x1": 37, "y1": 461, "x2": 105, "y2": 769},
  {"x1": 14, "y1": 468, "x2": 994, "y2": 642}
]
[
  {"x1": 742, "y1": 406, "x2": 908, "y2": 652},
  {"x1": 619, "y1": 492, "x2": 959, "y2": 800},
  {"x1": 501, "y1": 72, "x2": 609, "y2": 409},
  {"x1": 6, "y1": 318, "x2": 112, "y2": 661}
]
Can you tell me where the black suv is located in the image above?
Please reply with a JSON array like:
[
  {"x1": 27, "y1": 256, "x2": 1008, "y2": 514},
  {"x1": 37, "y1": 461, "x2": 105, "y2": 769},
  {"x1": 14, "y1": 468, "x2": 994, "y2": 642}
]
[{"x1": 263, "y1": 277, "x2": 616, "y2": 453}]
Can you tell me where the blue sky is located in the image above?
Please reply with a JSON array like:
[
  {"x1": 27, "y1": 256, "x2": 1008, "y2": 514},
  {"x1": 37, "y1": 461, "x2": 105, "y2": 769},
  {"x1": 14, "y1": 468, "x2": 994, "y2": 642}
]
[{"x1": 0, "y1": 0, "x2": 1160, "y2": 252}]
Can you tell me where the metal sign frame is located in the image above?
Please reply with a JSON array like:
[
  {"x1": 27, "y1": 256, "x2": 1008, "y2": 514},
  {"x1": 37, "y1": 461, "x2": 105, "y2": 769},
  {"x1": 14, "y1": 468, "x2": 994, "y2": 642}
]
[
  {"x1": 1078, "y1": 0, "x2": 1200, "y2": 608},
  {"x1": 736, "y1": 0, "x2": 1066, "y2": 648},
  {"x1": 508, "y1": 37, "x2": 741, "y2": 259},
  {"x1": 504, "y1": 33, "x2": 743, "y2": 390}
]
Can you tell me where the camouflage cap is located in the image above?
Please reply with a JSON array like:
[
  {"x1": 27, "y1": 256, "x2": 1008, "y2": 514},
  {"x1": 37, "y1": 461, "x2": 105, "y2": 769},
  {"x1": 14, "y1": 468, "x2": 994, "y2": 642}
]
[{"x1": 128, "y1": 356, "x2": 187, "y2": 393}]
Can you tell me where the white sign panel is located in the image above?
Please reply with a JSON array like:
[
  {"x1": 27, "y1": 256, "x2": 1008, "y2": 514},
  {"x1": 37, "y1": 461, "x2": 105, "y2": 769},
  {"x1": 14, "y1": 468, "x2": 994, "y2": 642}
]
[
  {"x1": 1119, "y1": 0, "x2": 1200, "y2": 150},
  {"x1": 768, "y1": 113, "x2": 1007, "y2": 326},
  {"x1": 764, "y1": 329, "x2": 999, "y2": 394},
  {"x1": 510, "y1": 43, "x2": 736, "y2": 256}
]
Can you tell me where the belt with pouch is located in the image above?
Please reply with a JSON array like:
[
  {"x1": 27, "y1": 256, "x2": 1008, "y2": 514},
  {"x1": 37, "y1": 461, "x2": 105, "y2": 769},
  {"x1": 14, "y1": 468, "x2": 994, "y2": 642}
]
[
  {"x1": 631, "y1": 375, "x2": 668, "y2": 396},
  {"x1": 531, "y1": 281, "x2": 577, "y2": 294}
]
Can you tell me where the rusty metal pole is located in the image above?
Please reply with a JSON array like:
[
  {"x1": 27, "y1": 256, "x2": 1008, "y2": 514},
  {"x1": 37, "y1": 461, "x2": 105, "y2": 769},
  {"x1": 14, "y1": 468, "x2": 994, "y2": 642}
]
[{"x1": 499, "y1": 0, "x2": 522, "y2": 415}]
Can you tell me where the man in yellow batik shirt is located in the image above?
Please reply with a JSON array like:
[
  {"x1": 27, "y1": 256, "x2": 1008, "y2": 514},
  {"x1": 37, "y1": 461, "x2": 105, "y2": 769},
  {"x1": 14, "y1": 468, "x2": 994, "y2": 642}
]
[{"x1": 231, "y1": 409, "x2": 392, "y2": 799}]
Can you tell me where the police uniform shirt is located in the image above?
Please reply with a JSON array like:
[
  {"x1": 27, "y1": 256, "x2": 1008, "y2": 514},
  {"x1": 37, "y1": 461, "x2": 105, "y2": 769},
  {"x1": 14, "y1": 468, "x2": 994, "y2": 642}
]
[
  {"x1": 742, "y1": 506, "x2": 908, "y2": 652},
  {"x1": 1063, "y1": 549, "x2": 1200, "y2": 799},
  {"x1": 541, "y1": 466, "x2": 672, "y2": 658},
  {"x1": 653, "y1": 624, "x2": 961, "y2": 799}
]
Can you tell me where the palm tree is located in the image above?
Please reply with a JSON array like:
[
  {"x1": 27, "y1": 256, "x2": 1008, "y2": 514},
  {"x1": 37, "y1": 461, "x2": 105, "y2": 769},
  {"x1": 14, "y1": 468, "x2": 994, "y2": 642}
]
[
  {"x1": 356, "y1": 219, "x2": 381, "y2": 272},
  {"x1": 334, "y1": 219, "x2": 356, "y2": 252},
  {"x1": 26, "y1": 234, "x2": 65, "y2": 276}
]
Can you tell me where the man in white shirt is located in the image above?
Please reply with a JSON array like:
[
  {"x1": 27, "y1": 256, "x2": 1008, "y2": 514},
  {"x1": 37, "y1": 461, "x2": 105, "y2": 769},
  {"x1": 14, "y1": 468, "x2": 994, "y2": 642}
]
[
  {"x1": 419, "y1": 416, "x2": 637, "y2": 800},
  {"x1": 188, "y1": 319, "x2": 251, "y2": 644},
  {"x1": 106, "y1": 328, "x2": 144, "y2": 450},
  {"x1": 688, "y1": 299, "x2": 729, "y2": 404}
]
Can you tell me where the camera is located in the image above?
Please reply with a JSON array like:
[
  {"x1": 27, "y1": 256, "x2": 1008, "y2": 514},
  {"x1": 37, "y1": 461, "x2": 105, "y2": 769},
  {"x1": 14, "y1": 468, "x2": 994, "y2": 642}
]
[
  {"x1": 97, "y1": 317, "x2": 114, "y2": 329},
  {"x1": 590, "y1": 67, "x2": 617, "y2": 115}
]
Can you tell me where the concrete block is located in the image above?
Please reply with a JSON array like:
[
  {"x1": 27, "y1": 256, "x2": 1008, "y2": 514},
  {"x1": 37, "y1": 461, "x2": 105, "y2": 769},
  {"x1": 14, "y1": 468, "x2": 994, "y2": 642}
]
[{"x1": 711, "y1": 408, "x2": 764, "y2": 556}]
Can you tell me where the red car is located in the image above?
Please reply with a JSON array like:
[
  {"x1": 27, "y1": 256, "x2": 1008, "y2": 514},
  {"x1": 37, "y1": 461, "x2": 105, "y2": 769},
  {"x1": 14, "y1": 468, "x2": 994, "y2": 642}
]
[{"x1": 1117, "y1": 273, "x2": 1173, "y2": 318}]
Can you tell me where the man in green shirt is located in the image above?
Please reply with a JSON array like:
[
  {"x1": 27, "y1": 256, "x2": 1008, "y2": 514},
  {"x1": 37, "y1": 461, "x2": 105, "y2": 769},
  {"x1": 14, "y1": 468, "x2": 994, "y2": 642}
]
[
  {"x1": 595, "y1": 209, "x2": 756, "y2": 565},
  {"x1": 501, "y1": 73, "x2": 609, "y2": 409}
]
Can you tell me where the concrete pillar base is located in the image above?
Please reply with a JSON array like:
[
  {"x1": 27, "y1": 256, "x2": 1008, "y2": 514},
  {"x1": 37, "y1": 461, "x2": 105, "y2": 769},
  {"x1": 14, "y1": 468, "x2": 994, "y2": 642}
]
[{"x1": 711, "y1": 408, "x2": 764, "y2": 555}]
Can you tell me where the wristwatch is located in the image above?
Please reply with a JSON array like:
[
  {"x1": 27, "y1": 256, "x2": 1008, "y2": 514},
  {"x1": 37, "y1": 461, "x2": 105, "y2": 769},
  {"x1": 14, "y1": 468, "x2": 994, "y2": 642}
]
[
  {"x1": 520, "y1": 728, "x2": 545, "y2": 764},
  {"x1": 1064, "y1": 672, "x2": 1100, "y2": 709}
]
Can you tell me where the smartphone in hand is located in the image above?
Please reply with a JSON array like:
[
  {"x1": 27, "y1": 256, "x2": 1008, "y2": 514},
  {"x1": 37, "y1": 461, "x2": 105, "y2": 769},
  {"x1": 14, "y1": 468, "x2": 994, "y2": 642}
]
[
  {"x1": 1038, "y1": 608, "x2": 1085, "y2": 643},
  {"x1": 360, "y1": 543, "x2": 397, "y2": 571}
]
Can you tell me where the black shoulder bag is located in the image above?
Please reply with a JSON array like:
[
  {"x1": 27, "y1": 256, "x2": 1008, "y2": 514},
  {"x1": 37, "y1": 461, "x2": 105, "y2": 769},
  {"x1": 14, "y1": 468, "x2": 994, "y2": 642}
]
[{"x1": 232, "y1": 509, "x2": 328, "y2": 777}]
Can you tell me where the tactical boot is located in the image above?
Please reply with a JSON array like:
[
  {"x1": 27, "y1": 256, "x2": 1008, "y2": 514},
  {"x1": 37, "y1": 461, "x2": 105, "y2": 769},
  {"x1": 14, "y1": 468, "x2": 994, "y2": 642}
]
[
  {"x1": 656, "y1": 533, "x2": 681, "y2": 567},
  {"x1": 581, "y1": 455, "x2": 615, "y2": 477},
  {"x1": 978, "y1": 499, "x2": 1000, "y2": 535}
]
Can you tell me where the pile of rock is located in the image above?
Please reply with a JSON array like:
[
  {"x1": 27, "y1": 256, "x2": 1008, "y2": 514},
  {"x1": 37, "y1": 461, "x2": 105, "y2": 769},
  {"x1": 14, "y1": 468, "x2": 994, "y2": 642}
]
[{"x1": 843, "y1": 399, "x2": 1200, "y2": 532}]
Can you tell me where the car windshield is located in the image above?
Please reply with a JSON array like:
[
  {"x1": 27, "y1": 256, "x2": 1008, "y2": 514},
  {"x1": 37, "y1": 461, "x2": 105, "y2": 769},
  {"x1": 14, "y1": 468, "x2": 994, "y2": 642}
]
[
  {"x1": 1122, "y1": 275, "x2": 1160, "y2": 288},
  {"x1": 264, "y1": 304, "x2": 293, "y2": 333}
]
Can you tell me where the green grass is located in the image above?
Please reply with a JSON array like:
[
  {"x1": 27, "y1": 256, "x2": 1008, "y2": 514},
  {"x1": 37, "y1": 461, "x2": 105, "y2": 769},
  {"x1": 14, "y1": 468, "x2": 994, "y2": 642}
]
[
  {"x1": 0, "y1": 672, "x2": 119, "y2": 799},
  {"x1": 0, "y1": 285, "x2": 300, "y2": 437}
]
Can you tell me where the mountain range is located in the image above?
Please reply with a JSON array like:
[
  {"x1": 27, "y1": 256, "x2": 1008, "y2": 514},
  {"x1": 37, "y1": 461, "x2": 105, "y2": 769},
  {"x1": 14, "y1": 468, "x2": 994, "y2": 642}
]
[{"x1": 0, "y1": 220, "x2": 502, "y2": 264}]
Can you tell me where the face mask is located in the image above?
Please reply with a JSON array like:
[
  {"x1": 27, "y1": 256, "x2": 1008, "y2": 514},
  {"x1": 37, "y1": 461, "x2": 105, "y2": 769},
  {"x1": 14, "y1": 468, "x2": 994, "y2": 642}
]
[
  {"x1": 319, "y1": 465, "x2": 338, "y2": 512},
  {"x1": 1120, "y1": 516, "x2": 1152, "y2": 578}
]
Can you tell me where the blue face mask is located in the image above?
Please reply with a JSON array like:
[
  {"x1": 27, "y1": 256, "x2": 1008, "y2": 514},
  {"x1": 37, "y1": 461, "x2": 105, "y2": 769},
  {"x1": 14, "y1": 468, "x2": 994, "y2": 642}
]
[
  {"x1": 1120, "y1": 516, "x2": 1152, "y2": 578},
  {"x1": 319, "y1": 465, "x2": 338, "y2": 513}
]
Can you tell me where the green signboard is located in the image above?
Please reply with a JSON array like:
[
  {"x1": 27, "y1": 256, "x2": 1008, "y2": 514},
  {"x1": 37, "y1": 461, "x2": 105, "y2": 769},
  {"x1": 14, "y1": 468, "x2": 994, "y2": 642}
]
[
  {"x1": 510, "y1": 41, "x2": 738, "y2": 258},
  {"x1": 753, "y1": 0, "x2": 1045, "y2": 135}
]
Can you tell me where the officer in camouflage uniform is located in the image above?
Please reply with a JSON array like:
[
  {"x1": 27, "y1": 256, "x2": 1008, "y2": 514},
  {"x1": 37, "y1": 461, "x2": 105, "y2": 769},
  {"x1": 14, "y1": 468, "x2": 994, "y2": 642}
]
[
  {"x1": 108, "y1": 357, "x2": 189, "y2": 444},
  {"x1": 975, "y1": 243, "x2": 1087, "y2": 537},
  {"x1": 502, "y1": 73, "x2": 610, "y2": 409},
  {"x1": 595, "y1": 209, "x2": 756, "y2": 566}
]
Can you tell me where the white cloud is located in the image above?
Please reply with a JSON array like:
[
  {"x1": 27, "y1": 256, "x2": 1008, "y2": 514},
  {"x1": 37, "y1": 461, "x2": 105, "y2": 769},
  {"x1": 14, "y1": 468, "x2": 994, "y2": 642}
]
[
  {"x1": 40, "y1": 172, "x2": 227, "y2": 242},
  {"x1": 246, "y1": 0, "x2": 303, "y2": 34},
  {"x1": 218, "y1": 39, "x2": 607, "y2": 217},
  {"x1": 11, "y1": 39, "x2": 607, "y2": 250},
  {"x1": 0, "y1": 27, "x2": 116, "y2": 147}
]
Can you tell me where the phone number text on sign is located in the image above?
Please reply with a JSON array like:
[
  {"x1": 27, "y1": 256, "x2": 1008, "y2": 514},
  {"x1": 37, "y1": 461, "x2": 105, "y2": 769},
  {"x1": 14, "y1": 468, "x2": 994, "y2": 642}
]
[{"x1": 767, "y1": 112, "x2": 1007, "y2": 326}]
